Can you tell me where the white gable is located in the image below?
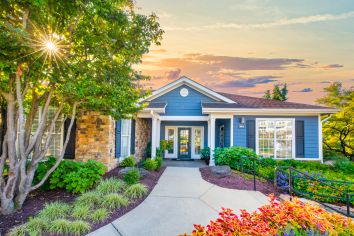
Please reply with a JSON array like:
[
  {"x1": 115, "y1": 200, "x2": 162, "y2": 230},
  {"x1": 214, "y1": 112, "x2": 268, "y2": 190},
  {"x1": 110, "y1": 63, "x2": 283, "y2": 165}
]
[{"x1": 143, "y1": 76, "x2": 236, "y2": 103}]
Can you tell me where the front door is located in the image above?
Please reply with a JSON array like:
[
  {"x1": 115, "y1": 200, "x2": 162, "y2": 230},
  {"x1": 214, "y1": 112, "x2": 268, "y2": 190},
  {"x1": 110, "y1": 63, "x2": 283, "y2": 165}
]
[{"x1": 178, "y1": 128, "x2": 191, "y2": 159}]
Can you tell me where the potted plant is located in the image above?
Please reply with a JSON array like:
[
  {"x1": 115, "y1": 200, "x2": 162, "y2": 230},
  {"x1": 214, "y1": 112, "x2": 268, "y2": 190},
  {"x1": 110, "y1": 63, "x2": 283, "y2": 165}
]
[{"x1": 200, "y1": 147, "x2": 210, "y2": 165}]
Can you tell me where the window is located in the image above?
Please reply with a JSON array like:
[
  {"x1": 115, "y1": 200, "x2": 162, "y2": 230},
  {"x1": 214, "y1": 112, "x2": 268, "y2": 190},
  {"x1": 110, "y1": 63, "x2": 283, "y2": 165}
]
[
  {"x1": 219, "y1": 125, "x2": 225, "y2": 148},
  {"x1": 256, "y1": 119, "x2": 294, "y2": 159},
  {"x1": 194, "y1": 128, "x2": 202, "y2": 154},
  {"x1": 165, "y1": 127, "x2": 176, "y2": 158},
  {"x1": 120, "y1": 120, "x2": 131, "y2": 158}
]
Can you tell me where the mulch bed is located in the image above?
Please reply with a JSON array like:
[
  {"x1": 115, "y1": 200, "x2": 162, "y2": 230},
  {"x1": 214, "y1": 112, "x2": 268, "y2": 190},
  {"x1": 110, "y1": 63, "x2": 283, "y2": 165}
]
[
  {"x1": 0, "y1": 166, "x2": 166, "y2": 235},
  {"x1": 200, "y1": 167, "x2": 280, "y2": 196}
]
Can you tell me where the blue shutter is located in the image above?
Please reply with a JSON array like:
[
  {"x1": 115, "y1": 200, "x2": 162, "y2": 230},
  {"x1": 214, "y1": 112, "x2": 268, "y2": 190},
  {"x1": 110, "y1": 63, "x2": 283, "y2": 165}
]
[
  {"x1": 296, "y1": 120, "x2": 305, "y2": 157},
  {"x1": 246, "y1": 120, "x2": 256, "y2": 150},
  {"x1": 115, "y1": 120, "x2": 121, "y2": 158},
  {"x1": 130, "y1": 120, "x2": 136, "y2": 155}
]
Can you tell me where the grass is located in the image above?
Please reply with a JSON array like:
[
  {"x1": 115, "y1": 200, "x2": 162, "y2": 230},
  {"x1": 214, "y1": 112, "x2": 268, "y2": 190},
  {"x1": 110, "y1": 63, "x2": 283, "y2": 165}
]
[
  {"x1": 7, "y1": 224, "x2": 27, "y2": 236},
  {"x1": 69, "y1": 220, "x2": 92, "y2": 235},
  {"x1": 124, "y1": 183, "x2": 148, "y2": 199},
  {"x1": 76, "y1": 191, "x2": 102, "y2": 208},
  {"x1": 72, "y1": 204, "x2": 91, "y2": 219},
  {"x1": 96, "y1": 178, "x2": 127, "y2": 195},
  {"x1": 91, "y1": 208, "x2": 109, "y2": 223},
  {"x1": 26, "y1": 217, "x2": 48, "y2": 235},
  {"x1": 48, "y1": 219, "x2": 71, "y2": 235},
  {"x1": 38, "y1": 201, "x2": 70, "y2": 221},
  {"x1": 101, "y1": 193, "x2": 129, "y2": 209}
]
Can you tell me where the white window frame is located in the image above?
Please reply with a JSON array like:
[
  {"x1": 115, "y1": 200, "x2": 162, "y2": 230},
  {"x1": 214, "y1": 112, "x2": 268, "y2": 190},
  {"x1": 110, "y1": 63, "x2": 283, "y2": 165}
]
[
  {"x1": 164, "y1": 126, "x2": 177, "y2": 158},
  {"x1": 164, "y1": 126, "x2": 204, "y2": 159},
  {"x1": 120, "y1": 119, "x2": 132, "y2": 159},
  {"x1": 255, "y1": 118, "x2": 296, "y2": 159}
]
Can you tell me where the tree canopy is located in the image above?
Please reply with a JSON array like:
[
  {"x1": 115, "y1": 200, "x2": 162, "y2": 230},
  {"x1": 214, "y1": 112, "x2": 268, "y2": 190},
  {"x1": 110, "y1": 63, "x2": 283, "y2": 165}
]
[
  {"x1": 263, "y1": 84, "x2": 288, "y2": 101},
  {"x1": 0, "y1": 0, "x2": 163, "y2": 214},
  {"x1": 318, "y1": 82, "x2": 354, "y2": 161}
]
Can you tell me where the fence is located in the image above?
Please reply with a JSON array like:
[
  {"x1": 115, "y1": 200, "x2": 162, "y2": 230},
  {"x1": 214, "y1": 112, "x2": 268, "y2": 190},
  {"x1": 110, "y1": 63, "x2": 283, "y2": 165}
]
[{"x1": 232, "y1": 156, "x2": 353, "y2": 218}]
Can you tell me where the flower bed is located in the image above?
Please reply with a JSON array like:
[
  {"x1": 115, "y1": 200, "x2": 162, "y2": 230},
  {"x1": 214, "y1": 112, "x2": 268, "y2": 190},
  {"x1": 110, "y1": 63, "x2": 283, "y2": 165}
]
[
  {"x1": 1, "y1": 166, "x2": 166, "y2": 235},
  {"x1": 184, "y1": 195, "x2": 354, "y2": 236}
]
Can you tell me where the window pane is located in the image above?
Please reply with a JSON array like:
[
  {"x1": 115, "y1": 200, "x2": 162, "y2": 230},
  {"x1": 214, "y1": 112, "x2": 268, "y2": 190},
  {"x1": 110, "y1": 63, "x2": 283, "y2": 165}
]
[
  {"x1": 120, "y1": 120, "x2": 131, "y2": 157},
  {"x1": 257, "y1": 120, "x2": 293, "y2": 159},
  {"x1": 194, "y1": 128, "x2": 201, "y2": 154},
  {"x1": 167, "y1": 129, "x2": 175, "y2": 154},
  {"x1": 121, "y1": 137, "x2": 129, "y2": 157}
]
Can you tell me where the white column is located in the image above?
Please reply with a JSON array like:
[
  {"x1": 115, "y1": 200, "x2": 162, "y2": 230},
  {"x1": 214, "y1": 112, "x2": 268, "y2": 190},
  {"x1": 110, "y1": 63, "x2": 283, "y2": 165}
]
[
  {"x1": 230, "y1": 116, "x2": 234, "y2": 147},
  {"x1": 209, "y1": 116, "x2": 216, "y2": 166},
  {"x1": 156, "y1": 119, "x2": 161, "y2": 148},
  {"x1": 151, "y1": 116, "x2": 157, "y2": 159},
  {"x1": 319, "y1": 115, "x2": 323, "y2": 163}
]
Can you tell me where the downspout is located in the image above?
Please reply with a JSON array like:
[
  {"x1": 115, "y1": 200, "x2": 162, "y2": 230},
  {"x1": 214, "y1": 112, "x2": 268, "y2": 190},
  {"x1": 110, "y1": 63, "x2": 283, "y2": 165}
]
[{"x1": 321, "y1": 114, "x2": 332, "y2": 123}]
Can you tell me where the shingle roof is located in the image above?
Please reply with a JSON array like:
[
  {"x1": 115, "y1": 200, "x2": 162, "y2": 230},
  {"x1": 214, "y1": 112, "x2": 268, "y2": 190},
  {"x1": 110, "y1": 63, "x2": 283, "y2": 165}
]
[{"x1": 201, "y1": 92, "x2": 334, "y2": 110}]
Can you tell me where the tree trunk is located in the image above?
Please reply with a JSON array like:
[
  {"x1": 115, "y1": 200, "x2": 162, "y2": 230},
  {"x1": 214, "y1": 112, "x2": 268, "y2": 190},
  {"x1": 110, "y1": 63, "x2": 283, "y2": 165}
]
[{"x1": 0, "y1": 196, "x2": 15, "y2": 215}]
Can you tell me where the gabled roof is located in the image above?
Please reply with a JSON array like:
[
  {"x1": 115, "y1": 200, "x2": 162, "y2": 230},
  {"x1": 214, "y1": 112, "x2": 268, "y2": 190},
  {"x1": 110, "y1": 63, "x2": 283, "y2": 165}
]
[{"x1": 142, "y1": 76, "x2": 236, "y2": 104}]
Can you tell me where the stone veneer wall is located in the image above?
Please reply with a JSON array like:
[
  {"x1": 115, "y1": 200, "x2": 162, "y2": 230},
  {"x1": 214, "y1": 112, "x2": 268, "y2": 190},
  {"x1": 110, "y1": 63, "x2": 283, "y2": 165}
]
[
  {"x1": 75, "y1": 111, "x2": 117, "y2": 170},
  {"x1": 134, "y1": 118, "x2": 151, "y2": 162}
]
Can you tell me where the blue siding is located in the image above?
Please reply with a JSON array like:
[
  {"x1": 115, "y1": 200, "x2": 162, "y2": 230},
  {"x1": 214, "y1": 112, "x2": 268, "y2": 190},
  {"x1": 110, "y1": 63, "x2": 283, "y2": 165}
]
[
  {"x1": 151, "y1": 85, "x2": 216, "y2": 116},
  {"x1": 233, "y1": 116, "x2": 319, "y2": 159},
  {"x1": 215, "y1": 119, "x2": 231, "y2": 148},
  {"x1": 115, "y1": 120, "x2": 121, "y2": 158},
  {"x1": 160, "y1": 121, "x2": 208, "y2": 148}
]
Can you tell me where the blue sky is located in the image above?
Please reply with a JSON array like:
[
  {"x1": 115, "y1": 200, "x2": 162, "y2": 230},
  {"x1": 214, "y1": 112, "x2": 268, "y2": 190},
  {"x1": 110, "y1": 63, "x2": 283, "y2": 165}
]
[{"x1": 136, "y1": 0, "x2": 354, "y2": 104}]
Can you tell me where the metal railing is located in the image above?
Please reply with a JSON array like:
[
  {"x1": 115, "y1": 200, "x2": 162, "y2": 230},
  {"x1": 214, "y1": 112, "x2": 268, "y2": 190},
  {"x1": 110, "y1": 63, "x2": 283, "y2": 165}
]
[
  {"x1": 228, "y1": 156, "x2": 353, "y2": 218},
  {"x1": 275, "y1": 166, "x2": 353, "y2": 218}
]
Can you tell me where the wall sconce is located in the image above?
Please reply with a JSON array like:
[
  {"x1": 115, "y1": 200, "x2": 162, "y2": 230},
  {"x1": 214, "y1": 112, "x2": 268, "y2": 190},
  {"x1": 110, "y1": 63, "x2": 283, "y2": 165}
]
[{"x1": 239, "y1": 117, "x2": 245, "y2": 128}]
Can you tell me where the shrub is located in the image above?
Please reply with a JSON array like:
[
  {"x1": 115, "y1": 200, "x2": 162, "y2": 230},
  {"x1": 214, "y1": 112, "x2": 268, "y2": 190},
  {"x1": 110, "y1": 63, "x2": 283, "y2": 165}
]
[
  {"x1": 120, "y1": 156, "x2": 136, "y2": 167},
  {"x1": 76, "y1": 191, "x2": 102, "y2": 208},
  {"x1": 334, "y1": 158, "x2": 354, "y2": 174},
  {"x1": 96, "y1": 178, "x2": 127, "y2": 195},
  {"x1": 27, "y1": 217, "x2": 48, "y2": 235},
  {"x1": 8, "y1": 224, "x2": 28, "y2": 236},
  {"x1": 48, "y1": 219, "x2": 71, "y2": 235},
  {"x1": 69, "y1": 220, "x2": 91, "y2": 235},
  {"x1": 123, "y1": 168, "x2": 140, "y2": 185},
  {"x1": 91, "y1": 208, "x2": 109, "y2": 223},
  {"x1": 214, "y1": 146, "x2": 258, "y2": 170},
  {"x1": 124, "y1": 183, "x2": 148, "y2": 199},
  {"x1": 185, "y1": 195, "x2": 354, "y2": 236},
  {"x1": 33, "y1": 156, "x2": 56, "y2": 188},
  {"x1": 156, "y1": 156, "x2": 163, "y2": 170},
  {"x1": 72, "y1": 204, "x2": 90, "y2": 219},
  {"x1": 49, "y1": 160, "x2": 106, "y2": 193},
  {"x1": 101, "y1": 193, "x2": 129, "y2": 209},
  {"x1": 38, "y1": 201, "x2": 70, "y2": 221},
  {"x1": 143, "y1": 158, "x2": 157, "y2": 171}
]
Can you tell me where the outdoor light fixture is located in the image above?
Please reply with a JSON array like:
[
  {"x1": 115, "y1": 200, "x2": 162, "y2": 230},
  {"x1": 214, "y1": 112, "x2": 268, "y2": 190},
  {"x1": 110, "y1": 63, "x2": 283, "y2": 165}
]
[{"x1": 239, "y1": 117, "x2": 245, "y2": 128}]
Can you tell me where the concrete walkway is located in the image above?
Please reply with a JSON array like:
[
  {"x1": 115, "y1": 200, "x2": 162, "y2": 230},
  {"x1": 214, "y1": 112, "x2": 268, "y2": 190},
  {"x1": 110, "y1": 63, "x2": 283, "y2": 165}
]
[{"x1": 88, "y1": 167, "x2": 269, "y2": 236}]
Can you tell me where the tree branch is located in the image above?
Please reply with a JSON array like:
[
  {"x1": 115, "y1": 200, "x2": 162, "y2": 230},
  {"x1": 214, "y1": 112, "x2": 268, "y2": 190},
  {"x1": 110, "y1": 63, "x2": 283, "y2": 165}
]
[{"x1": 31, "y1": 102, "x2": 78, "y2": 191}]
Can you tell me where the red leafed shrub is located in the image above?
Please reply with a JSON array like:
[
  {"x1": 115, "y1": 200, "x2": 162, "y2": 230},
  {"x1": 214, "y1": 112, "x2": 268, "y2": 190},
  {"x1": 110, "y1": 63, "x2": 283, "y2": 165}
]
[{"x1": 184, "y1": 195, "x2": 354, "y2": 236}]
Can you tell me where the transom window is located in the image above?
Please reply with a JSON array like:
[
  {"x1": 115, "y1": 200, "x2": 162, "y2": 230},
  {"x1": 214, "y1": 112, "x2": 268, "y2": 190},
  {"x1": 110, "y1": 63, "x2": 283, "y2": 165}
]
[{"x1": 256, "y1": 119, "x2": 295, "y2": 159}]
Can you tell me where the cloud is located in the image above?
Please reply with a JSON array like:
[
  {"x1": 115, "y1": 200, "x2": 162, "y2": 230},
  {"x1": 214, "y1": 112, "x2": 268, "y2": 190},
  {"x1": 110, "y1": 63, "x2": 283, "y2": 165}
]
[
  {"x1": 218, "y1": 76, "x2": 280, "y2": 88},
  {"x1": 322, "y1": 64, "x2": 344, "y2": 69},
  {"x1": 164, "y1": 11, "x2": 354, "y2": 31},
  {"x1": 144, "y1": 53, "x2": 305, "y2": 71},
  {"x1": 153, "y1": 68, "x2": 181, "y2": 80},
  {"x1": 294, "y1": 88, "x2": 313, "y2": 92}
]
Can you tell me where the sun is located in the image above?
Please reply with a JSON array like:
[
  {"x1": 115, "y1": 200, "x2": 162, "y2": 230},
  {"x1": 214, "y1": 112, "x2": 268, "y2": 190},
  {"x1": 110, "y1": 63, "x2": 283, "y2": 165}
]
[{"x1": 45, "y1": 41, "x2": 57, "y2": 52}]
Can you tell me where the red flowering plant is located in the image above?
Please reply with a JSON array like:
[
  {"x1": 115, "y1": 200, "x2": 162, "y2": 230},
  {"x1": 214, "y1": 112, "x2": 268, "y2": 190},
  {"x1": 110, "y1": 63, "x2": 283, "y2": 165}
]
[{"x1": 184, "y1": 195, "x2": 354, "y2": 236}]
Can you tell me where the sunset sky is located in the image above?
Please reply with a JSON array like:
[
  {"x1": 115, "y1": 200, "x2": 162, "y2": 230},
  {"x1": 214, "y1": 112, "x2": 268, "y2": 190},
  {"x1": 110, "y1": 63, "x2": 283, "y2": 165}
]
[{"x1": 136, "y1": 0, "x2": 354, "y2": 104}]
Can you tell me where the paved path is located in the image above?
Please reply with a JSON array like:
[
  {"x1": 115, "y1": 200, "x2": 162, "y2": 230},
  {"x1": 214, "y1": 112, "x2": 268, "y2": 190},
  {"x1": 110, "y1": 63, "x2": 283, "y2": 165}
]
[{"x1": 88, "y1": 167, "x2": 269, "y2": 236}]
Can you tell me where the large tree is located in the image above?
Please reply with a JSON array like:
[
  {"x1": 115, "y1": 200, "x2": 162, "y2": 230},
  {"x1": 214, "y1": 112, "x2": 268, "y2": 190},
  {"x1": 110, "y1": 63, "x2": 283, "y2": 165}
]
[
  {"x1": 317, "y1": 82, "x2": 354, "y2": 161},
  {"x1": 0, "y1": 0, "x2": 163, "y2": 214}
]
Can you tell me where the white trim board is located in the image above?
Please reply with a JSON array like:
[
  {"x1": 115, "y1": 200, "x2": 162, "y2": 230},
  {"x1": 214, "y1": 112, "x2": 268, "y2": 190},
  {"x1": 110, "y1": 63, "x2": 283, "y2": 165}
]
[
  {"x1": 159, "y1": 116, "x2": 209, "y2": 121},
  {"x1": 142, "y1": 76, "x2": 236, "y2": 104},
  {"x1": 203, "y1": 108, "x2": 338, "y2": 115}
]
